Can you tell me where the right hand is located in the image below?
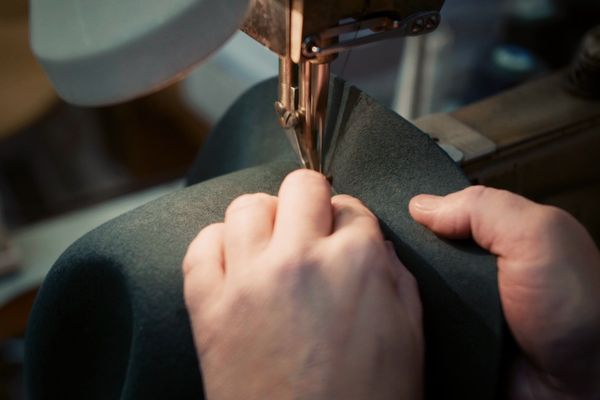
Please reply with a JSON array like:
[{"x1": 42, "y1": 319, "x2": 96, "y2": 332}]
[
  {"x1": 183, "y1": 170, "x2": 424, "y2": 400},
  {"x1": 409, "y1": 186, "x2": 600, "y2": 400}
]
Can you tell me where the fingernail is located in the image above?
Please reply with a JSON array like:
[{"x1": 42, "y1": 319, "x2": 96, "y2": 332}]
[{"x1": 412, "y1": 195, "x2": 442, "y2": 211}]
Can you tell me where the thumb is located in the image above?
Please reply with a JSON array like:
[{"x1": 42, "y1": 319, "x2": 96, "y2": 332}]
[{"x1": 408, "y1": 186, "x2": 548, "y2": 256}]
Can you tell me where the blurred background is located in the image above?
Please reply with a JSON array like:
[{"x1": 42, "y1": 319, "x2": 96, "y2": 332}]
[{"x1": 1, "y1": 0, "x2": 599, "y2": 397}]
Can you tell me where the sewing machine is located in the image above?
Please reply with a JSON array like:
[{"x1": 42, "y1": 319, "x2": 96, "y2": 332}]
[
  {"x1": 241, "y1": 0, "x2": 444, "y2": 171},
  {"x1": 30, "y1": 0, "x2": 600, "y2": 239},
  {"x1": 30, "y1": 0, "x2": 444, "y2": 172},
  {"x1": 21, "y1": 2, "x2": 600, "y2": 398}
]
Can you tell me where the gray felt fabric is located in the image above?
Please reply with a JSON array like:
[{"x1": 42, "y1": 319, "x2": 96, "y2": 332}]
[{"x1": 26, "y1": 77, "x2": 505, "y2": 399}]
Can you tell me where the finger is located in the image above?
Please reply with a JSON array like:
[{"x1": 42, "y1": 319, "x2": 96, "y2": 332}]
[
  {"x1": 324, "y1": 196, "x2": 385, "y2": 288},
  {"x1": 384, "y1": 241, "x2": 401, "y2": 285},
  {"x1": 408, "y1": 185, "x2": 555, "y2": 256},
  {"x1": 224, "y1": 193, "x2": 277, "y2": 262},
  {"x1": 273, "y1": 169, "x2": 333, "y2": 241},
  {"x1": 331, "y1": 195, "x2": 381, "y2": 239},
  {"x1": 385, "y1": 242, "x2": 422, "y2": 324},
  {"x1": 385, "y1": 242, "x2": 417, "y2": 295},
  {"x1": 183, "y1": 223, "x2": 226, "y2": 308}
]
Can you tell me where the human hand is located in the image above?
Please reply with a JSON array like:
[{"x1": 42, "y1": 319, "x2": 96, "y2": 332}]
[
  {"x1": 409, "y1": 186, "x2": 600, "y2": 400},
  {"x1": 183, "y1": 170, "x2": 424, "y2": 400}
]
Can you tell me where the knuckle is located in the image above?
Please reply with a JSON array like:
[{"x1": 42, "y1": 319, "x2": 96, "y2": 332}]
[
  {"x1": 182, "y1": 243, "x2": 201, "y2": 278},
  {"x1": 332, "y1": 195, "x2": 375, "y2": 214},
  {"x1": 462, "y1": 185, "x2": 493, "y2": 204},
  {"x1": 182, "y1": 254, "x2": 195, "y2": 277},
  {"x1": 462, "y1": 185, "x2": 517, "y2": 207},
  {"x1": 464, "y1": 185, "x2": 520, "y2": 208},
  {"x1": 226, "y1": 193, "x2": 273, "y2": 216},
  {"x1": 361, "y1": 228, "x2": 385, "y2": 248},
  {"x1": 182, "y1": 275, "x2": 207, "y2": 314},
  {"x1": 333, "y1": 230, "x2": 384, "y2": 264},
  {"x1": 332, "y1": 194, "x2": 360, "y2": 206},
  {"x1": 182, "y1": 278, "x2": 198, "y2": 308},
  {"x1": 252, "y1": 192, "x2": 277, "y2": 203},
  {"x1": 227, "y1": 193, "x2": 262, "y2": 211},
  {"x1": 182, "y1": 223, "x2": 223, "y2": 275},
  {"x1": 192, "y1": 223, "x2": 222, "y2": 247},
  {"x1": 465, "y1": 185, "x2": 487, "y2": 194},
  {"x1": 461, "y1": 185, "x2": 522, "y2": 220},
  {"x1": 359, "y1": 213, "x2": 380, "y2": 232},
  {"x1": 198, "y1": 222, "x2": 223, "y2": 239},
  {"x1": 332, "y1": 196, "x2": 378, "y2": 221}
]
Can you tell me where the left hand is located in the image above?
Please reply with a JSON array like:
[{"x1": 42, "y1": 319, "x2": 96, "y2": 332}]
[
  {"x1": 409, "y1": 186, "x2": 600, "y2": 399},
  {"x1": 183, "y1": 169, "x2": 424, "y2": 400}
]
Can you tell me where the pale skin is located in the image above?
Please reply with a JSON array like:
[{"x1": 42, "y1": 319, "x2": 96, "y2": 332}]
[
  {"x1": 183, "y1": 170, "x2": 600, "y2": 400},
  {"x1": 410, "y1": 186, "x2": 600, "y2": 400},
  {"x1": 183, "y1": 170, "x2": 424, "y2": 400}
]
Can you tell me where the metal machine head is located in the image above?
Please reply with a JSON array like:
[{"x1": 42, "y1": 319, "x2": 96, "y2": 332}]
[
  {"x1": 242, "y1": 0, "x2": 445, "y2": 171},
  {"x1": 242, "y1": 0, "x2": 444, "y2": 62}
]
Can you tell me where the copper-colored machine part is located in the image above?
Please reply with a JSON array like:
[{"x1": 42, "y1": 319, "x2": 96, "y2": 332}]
[
  {"x1": 242, "y1": 0, "x2": 445, "y2": 59},
  {"x1": 242, "y1": 0, "x2": 444, "y2": 171}
]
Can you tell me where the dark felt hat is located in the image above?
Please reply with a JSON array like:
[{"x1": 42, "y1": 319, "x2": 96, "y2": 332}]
[{"x1": 26, "y1": 77, "x2": 506, "y2": 399}]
